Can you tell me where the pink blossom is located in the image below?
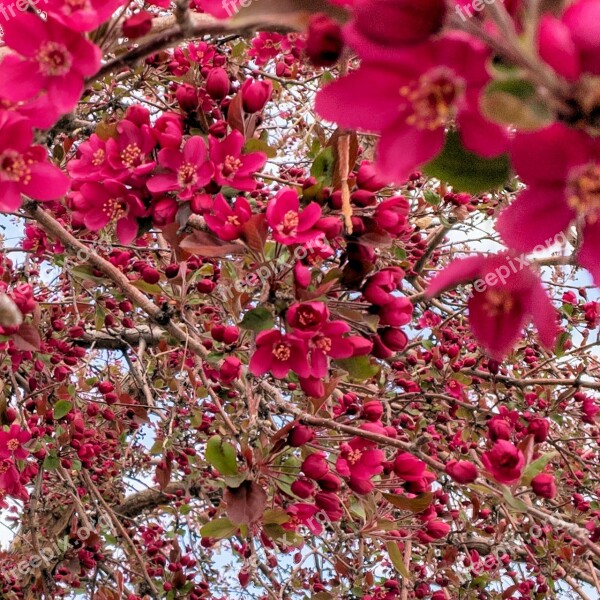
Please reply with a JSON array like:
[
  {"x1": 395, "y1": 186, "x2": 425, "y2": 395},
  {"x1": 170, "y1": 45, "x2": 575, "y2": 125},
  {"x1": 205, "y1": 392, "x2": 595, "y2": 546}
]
[
  {"x1": 496, "y1": 124, "x2": 600, "y2": 286},
  {"x1": 204, "y1": 194, "x2": 252, "y2": 240},
  {"x1": 0, "y1": 425, "x2": 31, "y2": 461},
  {"x1": 209, "y1": 131, "x2": 267, "y2": 191},
  {"x1": 426, "y1": 254, "x2": 557, "y2": 360},
  {"x1": 0, "y1": 14, "x2": 101, "y2": 113},
  {"x1": 72, "y1": 180, "x2": 147, "y2": 244},
  {"x1": 0, "y1": 111, "x2": 70, "y2": 212},
  {"x1": 481, "y1": 440, "x2": 525, "y2": 484},
  {"x1": 315, "y1": 34, "x2": 508, "y2": 184},
  {"x1": 336, "y1": 437, "x2": 384, "y2": 481},
  {"x1": 445, "y1": 460, "x2": 478, "y2": 484},
  {"x1": 105, "y1": 120, "x2": 156, "y2": 181},
  {"x1": 286, "y1": 302, "x2": 330, "y2": 337},
  {"x1": 147, "y1": 136, "x2": 214, "y2": 200},
  {"x1": 249, "y1": 330, "x2": 310, "y2": 379},
  {"x1": 393, "y1": 452, "x2": 427, "y2": 482},
  {"x1": 67, "y1": 133, "x2": 109, "y2": 182},
  {"x1": 284, "y1": 503, "x2": 323, "y2": 535},
  {"x1": 266, "y1": 188, "x2": 322, "y2": 245}
]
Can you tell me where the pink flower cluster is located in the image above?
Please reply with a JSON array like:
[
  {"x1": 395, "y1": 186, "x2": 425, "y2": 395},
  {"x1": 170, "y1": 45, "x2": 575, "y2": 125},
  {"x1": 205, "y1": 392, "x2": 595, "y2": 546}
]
[
  {"x1": 249, "y1": 301, "x2": 372, "y2": 397},
  {"x1": 67, "y1": 107, "x2": 267, "y2": 244}
]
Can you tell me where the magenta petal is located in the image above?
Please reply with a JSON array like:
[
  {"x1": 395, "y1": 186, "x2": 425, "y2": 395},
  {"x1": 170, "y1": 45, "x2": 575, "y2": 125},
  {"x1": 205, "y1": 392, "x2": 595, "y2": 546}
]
[
  {"x1": 524, "y1": 281, "x2": 557, "y2": 350},
  {"x1": 48, "y1": 73, "x2": 83, "y2": 113},
  {"x1": 147, "y1": 173, "x2": 179, "y2": 193},
  {"x1": 578, "y1": 221, "x2": 600, "y2": 288},
  {"x1": 183, "y1": 136, "x2": 208, "y2": 164},
  {"x1": 84, "y1": 208, "x2": 111, "y2": 231},
  {"x1": 376, "y1": 124, "x2": 444, "y2": 185},
  {"x1": 426, "y1": 256, "x2": 486, "y2": 297},
  {"x1": 468, "y1": 293, "x2": 527, "y2": 360},
  {"x1": 310, "y1": 350, "x2": 328, "y2": 379},
  {"x1": 249, "y1": 345, "x2": 273, "y2": 376},
  {"x1": 298, "y1": 202, "x2": 322, "y2": 230},
  {"x1": 25, "y1": 162, "x2": 70, "y2": 200},
  {"x1": 3, "y1": 14, "x2": 47, "y2": 57},
  {"x1": 116, "y1": 217, "x2": 139, "y2": 245},
  {"x1": 315, "y1": 66, "x2": 402, "y2": 132},
  {"x1": 74, "y1": 38, "x2": 102, "y2": 76},
  {"x1": 511, "y1": 125, "x2": 591, "y2": 185},
  {"x1": 538, "y1": 15, "x2": 581, "y2": 81},
  {"x1": 496, "y1": 186, "x2": 574, "y2": 253},
  {"x1": 0, "y1": 183, "x2": 23, "y2": 212},
  {"x1": 0, "y1": 56, "x2": 44, "y2": 101}
]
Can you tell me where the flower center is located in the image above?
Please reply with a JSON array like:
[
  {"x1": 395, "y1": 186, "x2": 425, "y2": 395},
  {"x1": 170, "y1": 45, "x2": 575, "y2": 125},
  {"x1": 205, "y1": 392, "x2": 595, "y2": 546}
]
[
  {"x1": 36, "y1": 41, "x2": 72, "y2": 77},
  {"x1": 314, "y1": 336, "x2": 332, "y2": 353},
  {"x1": 568, "y1": 164, "x2": 600, "y2": 221},
  {"x1": 7, "y1": 439, "x2": 19, "y2": 452},
  {"x1": 272, "y1": 342, "x2": 291, "y2": 362},
  {"x1": 178, "y1": 162, "x2": 197, "y2": 187},
  {"x1": 400, "y1": 68, "x2": 461, "y2": 131},
  {"x1": 226, "y1": 215, "x2": 241, "y2": 226},
  {"x1": 278, "y1": 211, "x2": 299, "y2": 237},
  {"x1": 298, "y1": 308, "x2": 319, "y2": 327},
  {"x1": 103, "y1": 197, "x2": 128, "y2": 221},
  {"x1": 0, "y1": 462, "x2": 8, "y2": 475},
  {"x1": 0, "y1": 150, "x2": 31, "y2": 184},
  {"x1": 483, "y1": 289, "x2": 515, "y2": 318},
  {"x1": 120, "y1": 143, "x2": 143, "y2": 168},
  {"x1": 91, "y1": 149, "x2": 105, "y2": 167},
  {"x1": 347, "y1": 449, "x2": 363, "y2": 465},
  {"x1": 222, "y1": 155, "x2": 242, "y2": 178}
]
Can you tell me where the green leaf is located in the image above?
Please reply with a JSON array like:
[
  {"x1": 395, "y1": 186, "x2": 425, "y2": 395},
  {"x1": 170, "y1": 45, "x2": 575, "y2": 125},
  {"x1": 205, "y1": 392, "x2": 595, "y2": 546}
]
[
  {"x1": 310, "y1": 147, "x2": 335, "y2": 186},
  {"x1": 521, "y1": 452, "x2": 558, "y2": 486},
  {"x1": 383, "y1": 492, "x2": 434, "y2": 513},
  {"x1": 335, "y1": 355, "x2": 380, "y2": 382},
  {"x1": 245, "y1": 138, "x2": 277, "y2": 158},
  {"x1": 423, "y1": 131, "x2": 511, "y2": 194},
  {"x1": 501, "y1": 487, "x2": 529, "y2": 513},
  {"x1": 481, "y1": 79, "x2": 553, "y2": 131},
  {"x1": 423, "y1": 190, "x2": 441, "y2": 206},
  {"x1": 385, "y1": 541, "x2": 412, "y2": 580},
  {"x1": 43, "y1": 453, "x2": 60, "y2": 471},
  {"x1": 53, "y1": 400, "x2": 73, "y2": 420},
  {"x1": 205, "y1": 435, "x2": 239, "y2": 476},
  {"x1": 239, "y1": 307, "x2": 274, "y2": 332},
  {"x1": 200, "y1": 518, "x2": 238, "y2": 539}
]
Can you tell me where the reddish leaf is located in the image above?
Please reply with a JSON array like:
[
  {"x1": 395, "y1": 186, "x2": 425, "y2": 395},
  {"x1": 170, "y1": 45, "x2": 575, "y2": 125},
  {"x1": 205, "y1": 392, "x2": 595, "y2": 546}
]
[
  {"x1": 180, "y1": 231, "x2": 244, "y2": 258},
  {"x1": 241, "y1": 214, "x2": 268, "y2": 253},
  {"x1": 224, "y1": 480, "x2": 267, "y2": 525},
  {"x1": 13, "y1": 323, "x2": 41, "y2": 351}
]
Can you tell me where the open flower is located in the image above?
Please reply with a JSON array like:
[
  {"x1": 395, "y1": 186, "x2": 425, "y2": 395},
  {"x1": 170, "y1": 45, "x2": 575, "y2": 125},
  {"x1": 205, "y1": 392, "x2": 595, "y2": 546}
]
[
  {"x1": 308, "y1": 321, "x2": 371, "y2": 378},
  {"x1": 0, "y1": 111, "x2": 70, "y2": 212},
  {"x1": 496, "y1": 123, "x2": 600, "y2": 286},
  {"x1": 73, "y1": 180, "x2": 147, "y2": 244},
  {"x1": 266, "y1": 188, "x2": 322, "y2": 245},
  {"x1": 105, "y1": 120, "x2": 156, "y2": 181},
  {"x1": 147, "y1": 136, "x2": 214, "y2": 200},
  {"x1": 336, "y1": 437, "x2": 384, "y2": 481},
  {"x1": 204, "y1": 195, "x2": 252, "y2": 240},
  {"x1": 0, "y1": 425, "x2": 31, "y2": 461},
  {"x1": 210, "y1": 130, "x2": 267, "y2": 191},
  {"x1": 426, "y1": 253, "x2": 557, "y2": 360},
  {"x1": 316, "y1": 33, "x2": 508, "y2": 183},
  {"x1": 481, "y1": 440, "x2": 525, "y2": 484},
  {"x1": 249, "y1": 330, "x2": 310, "y2": 379},
  {"x1": 0, "y1": 14, "x2": 101, "y2": 113}
]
